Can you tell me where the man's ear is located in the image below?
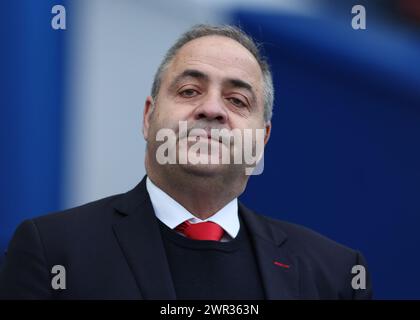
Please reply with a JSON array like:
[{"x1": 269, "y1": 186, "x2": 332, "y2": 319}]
[
  {"x1": 143, "y1": 96, "x2": 155, "y2": 140},
  {"x1": 264, "y1": 121, "x2": 272, "y2": 145}
]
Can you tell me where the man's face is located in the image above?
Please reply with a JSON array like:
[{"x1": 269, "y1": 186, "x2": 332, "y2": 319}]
[{"x1": 143, "y1": 35, "x2": 271, "y2": 177}]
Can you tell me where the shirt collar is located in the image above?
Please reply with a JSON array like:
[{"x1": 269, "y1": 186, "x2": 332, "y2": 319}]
[{"x1": 146, "y1": 177, "x2": 240, "y2": 239}]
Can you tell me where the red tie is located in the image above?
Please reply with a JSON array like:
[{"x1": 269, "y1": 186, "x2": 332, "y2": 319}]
[{"x1": 175, "y1": 220, "x2": 224, "y2": 241}]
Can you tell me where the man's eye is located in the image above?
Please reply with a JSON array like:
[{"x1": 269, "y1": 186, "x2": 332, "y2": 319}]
[
  {"x1": 228, "y1": 97, "x2": 246, "y2": 108},
  {"x1": 179, "y1": 89, "x2": 199, "y2": 98}
]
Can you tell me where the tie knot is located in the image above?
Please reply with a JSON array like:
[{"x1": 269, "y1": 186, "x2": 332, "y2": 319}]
[{"x1": 175, "y1": 220, "x2": 224, "y2": 241}]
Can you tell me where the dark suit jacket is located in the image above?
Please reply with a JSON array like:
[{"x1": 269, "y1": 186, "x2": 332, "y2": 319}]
[{"x1": 0, "y1": 176, "x2": 372, "y2": 299}]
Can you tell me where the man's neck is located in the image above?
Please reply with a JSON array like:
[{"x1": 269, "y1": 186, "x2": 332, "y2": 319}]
[{"x1": 146, "y1": 166, "x2": 247, "y2": 220}]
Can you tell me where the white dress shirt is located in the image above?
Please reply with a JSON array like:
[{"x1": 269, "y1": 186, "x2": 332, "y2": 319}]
[{"x1": 146, "y1": 177, "x2": 240, "y2": 241}]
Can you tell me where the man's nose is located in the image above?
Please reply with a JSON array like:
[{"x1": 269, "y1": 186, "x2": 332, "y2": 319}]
[{"x1": 193, "y1": 94, "x2": 228, "y2": 124}]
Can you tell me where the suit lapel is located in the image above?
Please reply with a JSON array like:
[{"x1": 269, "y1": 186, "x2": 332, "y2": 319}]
[
  {"x1": 111, "y1": 175, "x2": 299, "y2": 300},
  {"x1": 240, "y1": 203, "x2": 300, "y2": 299},
  {"x1": 112, "y1": 176, "x2": 176, "y2": 299}
]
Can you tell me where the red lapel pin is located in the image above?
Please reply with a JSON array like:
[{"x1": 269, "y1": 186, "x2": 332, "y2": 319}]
[{"x1": 273, "y1": 260, "x2": 290, "y2": 269}]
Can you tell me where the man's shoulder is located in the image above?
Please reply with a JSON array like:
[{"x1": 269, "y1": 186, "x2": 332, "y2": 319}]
[
  {"x1": 32, "y1": 178, "x2": 148, "y2": 230},
  {"x1": 248, "y1": 210, "x2": 372, "y2": 299},
  {"x1": 253, "y1": 211, "x2": 360, "y2": 259},
  {"x1": 4, "y1": 192, "x2": 135, "y2": 264},
  {"x1": 38, "y1": 194, "x2": 122, "y2": 221}
]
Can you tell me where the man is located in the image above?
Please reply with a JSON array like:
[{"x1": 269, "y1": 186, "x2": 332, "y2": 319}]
[{"x1": 0, "y1": 24, "x2": 372, "y2": 299}]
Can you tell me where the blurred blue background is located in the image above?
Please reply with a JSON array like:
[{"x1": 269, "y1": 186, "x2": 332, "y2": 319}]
[{"x1": 1, "y1": 0, "x2": 420, "y2": 299}]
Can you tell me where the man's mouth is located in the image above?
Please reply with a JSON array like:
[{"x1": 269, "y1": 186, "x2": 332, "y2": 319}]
[{"x1": 182, "y1": 131, "x2": 224, "y2": 144}]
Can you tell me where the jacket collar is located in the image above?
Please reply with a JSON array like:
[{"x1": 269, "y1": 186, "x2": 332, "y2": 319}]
[{"x1": 112, "y1": 176, "x2": 299, "y2": 299}]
